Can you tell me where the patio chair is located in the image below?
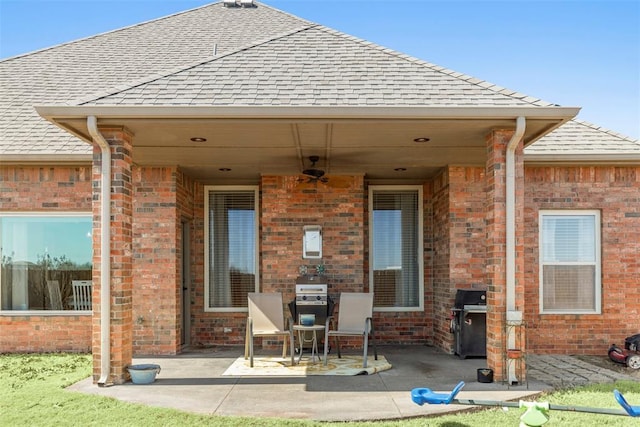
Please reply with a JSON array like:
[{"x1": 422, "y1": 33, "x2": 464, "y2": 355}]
[
  {"x1": 72, "y1": 280, "x2": 92, "y2": 311},
  {"x1": 245, "y1": 292, "x2": 294, "y2": 367},
  {"x1": 46, "y1": 280, "x2": 63, "y2": 310},
  {"x1": 323, "y1": 292, "x2": 377, "y2": 368}
]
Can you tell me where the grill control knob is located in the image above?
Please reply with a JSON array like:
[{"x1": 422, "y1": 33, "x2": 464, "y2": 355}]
[
  {"x1": 316, "y1": 295, "x2": 321, "y2": 300},
  {"x1": 302, "y1": 296, "x2": 307, "y2": 300}
]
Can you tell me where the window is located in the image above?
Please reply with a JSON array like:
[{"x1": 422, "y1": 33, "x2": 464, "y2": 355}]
[
  {"x1": 0, "y1": 213, "x2": 92, "y2": 312},
  {"x1": 539, "y1": 210, "x2": 601, "y2": 314},
  {"x1": 205, "y1": 187, "x2": 258, "y2": 311},
  {"x1": 369, "y1": 186, "x2": 423, "y2": 311}
]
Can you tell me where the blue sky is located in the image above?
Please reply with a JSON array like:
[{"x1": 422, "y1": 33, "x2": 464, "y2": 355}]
[{"x1": 1, "y1": 0, "x2": 638, "y2": 139}]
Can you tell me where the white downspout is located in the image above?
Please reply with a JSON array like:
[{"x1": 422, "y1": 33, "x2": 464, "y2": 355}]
[
  {"x1": 87, "y1": 116, "x2": 111, "y2": 387},
  {"x1": 505, "y1": 116, "x2": 525, "y2": 384}
]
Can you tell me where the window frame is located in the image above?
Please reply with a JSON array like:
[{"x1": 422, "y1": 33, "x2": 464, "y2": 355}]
[
  {"x1": 538, "y1": 209, "x2": 601, "y2": 315},
  {"x1": 204, "y1": 185, "x2": 259, "y2": 313},
  {"x1": 0, "y1": 211, "x2": 93, "y2": 315},
  {"x1": 368, "y1": 185, "x2": 424, "y2": 312}
]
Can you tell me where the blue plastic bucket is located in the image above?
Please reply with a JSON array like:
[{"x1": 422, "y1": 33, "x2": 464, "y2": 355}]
[
  {"x1": 299, "y1": 314, "x2": 315, "y2": 326},
  {"x1": 127, "y1": 364, "x2": 161, "y2": 384}
]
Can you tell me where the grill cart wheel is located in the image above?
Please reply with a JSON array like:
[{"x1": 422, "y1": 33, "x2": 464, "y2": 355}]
[{"x1": 627, "y1": 354, "x2": 640, "y2": 370}]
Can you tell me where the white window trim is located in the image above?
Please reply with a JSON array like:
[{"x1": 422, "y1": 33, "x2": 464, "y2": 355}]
[
  {"x1": 0, "y1": 211, "x2": 92, "y2": 316},
  {"x1": 204, "y1": 186, "x2": 259, "y2": 312},
  {"x1": 538, "y1": 209, "x2": 601, "y2": 315},
  {"x1": 368, "y1": 185, "x2": 424, "y2": 312}
]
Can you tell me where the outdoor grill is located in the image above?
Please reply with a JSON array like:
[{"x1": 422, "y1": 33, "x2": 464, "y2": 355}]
[
  {"x1": 451, "y1": 289, "x2": 487, "y2": 359},
  {"x1": 289, "y1": 276, "x2": 334, "y2": 349}
]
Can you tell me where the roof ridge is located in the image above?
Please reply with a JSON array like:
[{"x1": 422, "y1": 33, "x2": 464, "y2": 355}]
[
  {"x1": 73, "y1": 24, "x2": 318, "y2": 106},
  {"x1": 571, "y1": 118, "x2": 640, "y2": 144},
  {"x1": 255, "y1": 0, "x2": 316, "y2": 25},
  {"x1": 1, "y1": 2, "x2": 220, "y2": 64},
  {"x1": 313, "y1": 25, "x2": 557, "y2": 108}
]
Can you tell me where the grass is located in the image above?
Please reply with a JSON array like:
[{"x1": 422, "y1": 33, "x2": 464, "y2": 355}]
[{"x1": 1, "y1": 353, "x2": 639, "y2": 426}]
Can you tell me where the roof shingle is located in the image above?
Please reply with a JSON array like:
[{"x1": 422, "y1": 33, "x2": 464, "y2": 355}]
[
  {"x1": 0, "y1": 2, "x2": 312, "y2": 155},
  {"x1": 81, "y1": 25, "x2": 556, "y2": 108},
  {"x1": 0, "y1": 0, "x2": 637, "y2": 158}
]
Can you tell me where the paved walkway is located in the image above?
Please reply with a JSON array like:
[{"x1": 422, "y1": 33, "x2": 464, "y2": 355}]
[
  {"x1": 527, "y1": 354, "x2": 637, "y2": 388},
  {"x1": 69, "y1": 346, "x2": 637, "y2": 421}
]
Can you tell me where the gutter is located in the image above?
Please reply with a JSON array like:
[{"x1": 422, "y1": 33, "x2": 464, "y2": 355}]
[
  {"x1": 505, "y1": 116, "x2": 526, "y2": 385},
  {"x1": 35, "y1": 105, "x2": 581, "y2": 121},
  {"x1": 0, "y1": 154, "x2": 92, "y2": 164},
  {"x1": 87, "y1": 116, "x2": 111, "y2": 387},
  {"x1": 524, "y1": 153, "x2": 640, "y2": 164}
]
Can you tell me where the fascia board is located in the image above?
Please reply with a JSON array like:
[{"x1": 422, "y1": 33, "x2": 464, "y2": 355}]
[
  {"x1": 525, "y1": 153, "x2": 640, "y2": 164},
  {"x1": 35, "y1": 105, "x2": 581, "y2": 121}
]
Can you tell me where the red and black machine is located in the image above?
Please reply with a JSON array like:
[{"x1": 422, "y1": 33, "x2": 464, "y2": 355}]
[{"x1": 608, "y1": 333, "x2": 640, "y2": 369}]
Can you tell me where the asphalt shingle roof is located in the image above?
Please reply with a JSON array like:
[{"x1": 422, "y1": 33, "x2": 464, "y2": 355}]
[
  {"x1": 525, "y1": 119, "x2": 640, "y2": 155},
  {"x1": 0, "y1": 0, "x2": 637, "y2": 159},
  {"x1": 80, "y1": 25, "x2": 554, "y2": 108},
  {"x1": 0, "y1": 2, "x2": 312, "y2": 156}
]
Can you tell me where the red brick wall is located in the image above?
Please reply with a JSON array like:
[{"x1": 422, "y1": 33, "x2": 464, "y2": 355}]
[
  {"x1": 5, "y1": 160, "x2": 638, "y2": 362},
  {"x1": 190, "y1": 175, "x2": 436, "y2": 347},
  {"x1": 266, "y1": 176, "x2": 366, "y2": 347},
  {"x1": 0, "y1": 315, "x2": 91, "y2": 352},
  {"x1": 0, "y1": 165, "x2": 92, "y2": 353},
  {"x1": 0, "y1": 166, "x2": 92, "y2": 210},
  {"x1": 131, "y1": 167, "x2": 180, "y2": 355},
  {"x1": 422, "y1": 182, "x2": 435, "y2": 345},
  {"x1": 176, "y1": 169, "x2": 196, "y2": 348},
  {"x1": 191, "y1": 175, "x2": 368, "y2": 346},
  {"x1": 261, "y1": 176, "x2": 366, "y2": 298},
  {"x1": 432, "y1": 170, "x2": 452, "y2": 351},
  {"x1": 524, "y1": 165, "x2": 640, "y2": 354},
  {"x1": 432, "y1": 166, "x2": 487, "y2": 352}
]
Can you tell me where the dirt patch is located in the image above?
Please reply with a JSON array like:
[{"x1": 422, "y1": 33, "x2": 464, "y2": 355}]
[{"x1": 575, "y1": 354, "x2": 640, "y2": 379}]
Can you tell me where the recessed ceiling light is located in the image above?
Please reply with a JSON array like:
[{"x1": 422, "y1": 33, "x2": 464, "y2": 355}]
[
  {"x1": 413, "y1": 137, "x2": 430, "y2": 143},
  {"x1": 219, "y1": 168, "x2": 232, "y2": 172},
  {"x1": 394, "y1": 167, "x2": 407, "y2": 172},
  {"x1": 190, "y1": 137, "x2": 207, "y2": 142}
]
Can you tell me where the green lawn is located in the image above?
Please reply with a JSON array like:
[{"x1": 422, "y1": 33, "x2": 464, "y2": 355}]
[{"x1": 1, "y1": 353, "x2": 638, "y2": 426}]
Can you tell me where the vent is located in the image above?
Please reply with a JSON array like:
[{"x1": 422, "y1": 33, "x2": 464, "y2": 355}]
[{"x1": 223, "y1": 0, "x2": 255, "y2": 7}]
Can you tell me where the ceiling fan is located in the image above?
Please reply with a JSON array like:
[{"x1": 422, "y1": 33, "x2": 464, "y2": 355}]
[{"x1": 300, "y1": 155, "x2": 328, "y2": 183}]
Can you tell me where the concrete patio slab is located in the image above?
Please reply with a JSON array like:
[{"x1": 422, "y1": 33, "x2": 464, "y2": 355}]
[{"x1": 68, "y1": 345, "x2": 629, "y2": 421}]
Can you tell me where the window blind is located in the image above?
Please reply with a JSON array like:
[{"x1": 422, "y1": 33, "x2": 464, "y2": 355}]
[
  {"x1": 371, "y1": 190, "x2": 420, "y2": 308},
  {"x1": 208, "y1": 190, "x2": 256, "y2": 309},
  {"x1": 540, "y1": 212, "x2": 600, "y2": 313}
]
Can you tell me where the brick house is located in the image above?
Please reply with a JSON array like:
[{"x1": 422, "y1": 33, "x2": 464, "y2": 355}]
[{"x1": 1, "y1": 1, "x2": 638, "y2": 385}]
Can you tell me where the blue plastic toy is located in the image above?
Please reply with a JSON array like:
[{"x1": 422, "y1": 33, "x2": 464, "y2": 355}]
[
  {"x1": 411, "y1": 382, "x2": 637, "y2": 426},
  {"x1": 411, "y1": 381, "x2": 465, "y2": 405},
  {"x1": 614, "y1": 389, "x2": 640, "y2": 417}
]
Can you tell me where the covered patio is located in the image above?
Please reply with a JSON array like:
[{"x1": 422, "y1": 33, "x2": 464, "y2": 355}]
[{"x1": 37, "y1": 105, "x2": 578, "y2": 385}]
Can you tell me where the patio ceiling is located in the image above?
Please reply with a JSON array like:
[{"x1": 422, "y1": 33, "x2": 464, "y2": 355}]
[{"x1": 36, "y1": 105, "x2": 579, "y2": 182}]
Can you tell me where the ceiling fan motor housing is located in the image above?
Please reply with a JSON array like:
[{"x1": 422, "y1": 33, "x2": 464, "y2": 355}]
[{"x1": 303, "y1": 155, "x2": 325, "y2": 178}]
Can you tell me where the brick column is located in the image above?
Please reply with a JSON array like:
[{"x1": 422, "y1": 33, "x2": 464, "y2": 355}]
[
  {"x1": 485, "y1": 129, "x2": 526, "y2": 382},
  {"x1": 432, "y1": 167, "x2": 487, "y2": 353},
  {"x1": 92, "y1": 126, "x2": 134, "y2": 384}
]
